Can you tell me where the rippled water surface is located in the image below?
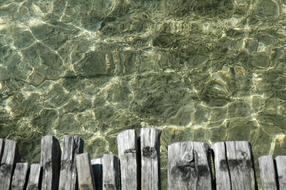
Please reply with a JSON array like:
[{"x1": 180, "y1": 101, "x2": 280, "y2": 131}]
[{"x1": 1, "y1": 0, "x2": 286, "y2": 186}]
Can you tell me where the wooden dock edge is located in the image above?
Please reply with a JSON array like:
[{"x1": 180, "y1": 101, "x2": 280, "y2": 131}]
[{"x1": 0, "y1": 128, "x2": 285, "y2": 190}]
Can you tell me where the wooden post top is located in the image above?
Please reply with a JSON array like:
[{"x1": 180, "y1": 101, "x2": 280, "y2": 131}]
[{"x1": 0, "y1": 130, "x2": 285, "y2": 190}]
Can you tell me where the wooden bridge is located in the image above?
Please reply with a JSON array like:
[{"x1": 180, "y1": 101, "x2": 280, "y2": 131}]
[{"x1": 0, "y1": 128, "x2": 285, "y2": 190}]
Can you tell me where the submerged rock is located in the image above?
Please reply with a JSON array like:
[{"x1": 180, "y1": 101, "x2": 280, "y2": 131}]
[{"x1": 163, "y1": 0, "x2": 230, "y2": 16}]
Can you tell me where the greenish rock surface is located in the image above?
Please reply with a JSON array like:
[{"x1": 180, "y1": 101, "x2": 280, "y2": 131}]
[{"x1": 1, "y1": 0, "x2": 286, "y2": 187}]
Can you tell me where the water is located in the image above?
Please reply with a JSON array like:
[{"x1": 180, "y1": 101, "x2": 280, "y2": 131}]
[{"x1": 1, "y1": 0, "x2": 286, "y2": 187}]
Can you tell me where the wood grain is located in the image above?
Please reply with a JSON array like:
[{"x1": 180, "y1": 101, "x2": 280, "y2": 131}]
[
  {"x1": 212, "y1": 142, "x2": 231, "y2": 190},
  {"x1": 0, "y1": 139, "x2": 18, "y2": 190},
  {"x1": 102, "y1": 154, "x2": 120, "y2": 190},
  {"x1": 275, "y1": 156, "x2": 286, "y2": 189},
  {"x1": 117, "y1": 129, "x2": 138, "y2": 190},
  {"x1": 59, "y1": 136, "x2": 84, "y2": 190},
  {"x1": 258, "y1": 155, "x2": 278, "y2": 190},
  {"x1": 41, "y1": 135, "x2": 61, "y2": 190},
  {"x1": 76, "y1": 153, "x2": 95, "y2": 190},
  {"x1": 168, "y1": 141, "x2": 212, "y2": 190},
  {"x1": 225, "y1": 141, "x2": 256, "y2": 190},
  {"x1": 26, "y1": 164, "x2": 42, "y2": 190},
  {"x1": 140, "y1": 128, "x2": 160, "y2": 190},
  {"x1": 11, "y1": 162, "x2": 29, "y2": 190}
]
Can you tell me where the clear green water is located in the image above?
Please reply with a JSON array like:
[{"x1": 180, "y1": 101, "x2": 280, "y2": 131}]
[{"x1": 1, "y1": 0, "x2": 286, "y2": 186}]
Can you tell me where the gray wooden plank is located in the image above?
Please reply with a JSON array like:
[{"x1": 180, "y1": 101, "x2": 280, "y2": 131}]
[
  {"x1": 212, "y1": 142, "x2": 231, "y2": 190},
  {"x1": 91, "y1": 158, "x2": 102, "y2": 190},
  {"x1": 275, "y1": 156, "x2": 286, "y2": 189},
  {"x1": 140, "y1": 128, "x2": 160, "y2": 190},
  {"x1": 0, "y1": 139, "x2": 18, "y2": 190},
  {"x1": 41, "y1": 135, "x2": 61, "y2": 190},
  {"x1": 258, "y1": 155, "x2": 278, "y2": 190},
  {"x1": 168, "y1": 141, "x2": 212, "y2": 190},
  {"x1": 59, "y1": 136, "x2": 84, "y2": 190},
  {"x1": 102, "y1": 154, "x2": 120, "y2": 190},
  {"x1": 117, "y1": 129, "x2": 138, "y2": 190},
  {"x1": 76, "y1": 153, "x2": 95, "y2": 190},
  {"x1": 168, "y1": 141, "x2": 193, "y2": 189},
  {"x1": 225, "y1": 141, "x2": 256, "y2": 190},
  {"x1": 0, "y1": 139, "x2": 4, "y2": 162},
  {"x1": 26, "y1": 164, "x2": 42, "y2": 190},
  {"x1": 193, "y1": 142, "x2": 213, "y2": 189},
  {"x1": 11, "y1": 162, "x2": 29, "y2": 190}
]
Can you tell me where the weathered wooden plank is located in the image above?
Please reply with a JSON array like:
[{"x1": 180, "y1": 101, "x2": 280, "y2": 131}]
[
  {"x1": 11, "y1": 162, "x2": 29, "y2": 190},
  {"x1": 0, "y1": 139, "x2": 4, "y2": 162},
  {"x1": 275, "y1": 156, "x2": 286, "y2": 189},
  {"x1": 26, "y1": 164, "x2": 42, "y2": 190},
  {"x1": 140, "y1": 128, "x2": 160, "y2": 190},
  {"x1": 225, "y1": 141, "x2": 256, "y2": 190},
  {"x1": 41, "y1": 135, "x2": 61, "y2": 190},
  {"x1": 192, "y1": 142, "x2": 212, "y2": 189},
  {"x1": 102, "y1": 154, "x2": 120, "y2": 190},
  {"x1": 212, "y1": 142, "x2": 231, "y2": 190},
  {"x1": 0, "y1": 139, "x2": 18, "y2": 190},
  {"x1": 91, "y1": 158, "x2": 103, "y2": 190},
  {"x1": 168, "y1": 141, "x2": 193, "y2": 189},
  {"x1": 59, "y1": 136, "x2": 84, "y2": 190},
  {"x1": 76, "y1": 153, "x2": 95, "y2": 190},
  {"x1": 117, "y1": 129, "x2": 138, "y2": 190},
  {"x1": 258, "y1": 155, "x2": 278, "y2": 190},
  {"x1": 168, "y1": 141, "x2": 212, "y2": 190}
]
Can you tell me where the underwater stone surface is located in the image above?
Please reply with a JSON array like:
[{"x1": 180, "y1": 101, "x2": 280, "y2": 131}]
[{"x1": 1, "y1": 0, "x2": 286, "y2": 187}]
